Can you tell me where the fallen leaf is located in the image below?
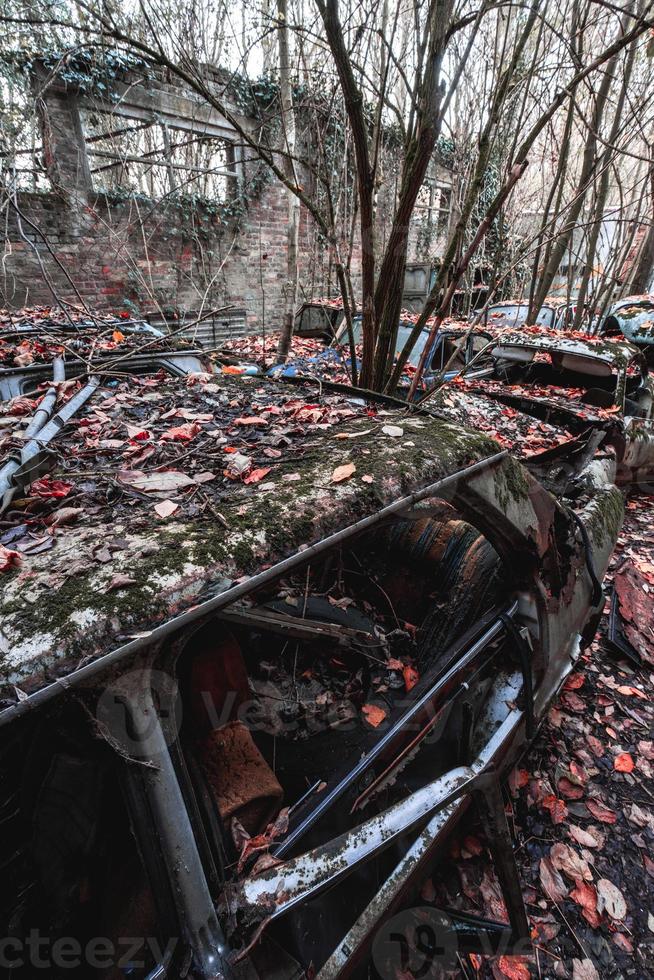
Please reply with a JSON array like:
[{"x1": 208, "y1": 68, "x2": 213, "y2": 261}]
[
  {"x1": 586, "y1": 798, "x2": 617, "y2": 824},
  {"x1": 244, "y1": 467, "x2": 272, "y2": 485},
  {"x1": 112, "y1": 329, "x2": 125, "y2": 342},
  {"x1": 508, "y1": 768, "x2": 529, "y2": 795},
  {"x1": 625, "y1": 803, "x2": 653, "y2": 829},
  {"x1": 381, "y1": 424, "x2": 404, "y2": 437},
  {"x1": 539, "y1": 856, "x2": 568, "y2": 902},
  {"x1": 107, "y1": 573, "x2": 136, "y2": 591},
  {"x1": 542, "y1": 794, "x2": 568, "y2": 825},
  {"x1": 154, "y1": 499, "x2": 179, "y2": 518},
  {"x1": 234, "y1": 416, "x2": 268, "y2": 427},
  {"x1": 29, "y1": 477, "x2": 73, "y2": 499},
  {"x1": 558, "y1": 777, "x2": 585, "y2": 800},
  {"x1": 614, "y1": 752, "x2": 634, "y2": 773},
  {"x1": 616, "y1": 685, "x2": 648, "y2": 700},
  {"x1": 223, "y1": 452, "x2": 252, "y2": 479},
  {"x1": 332, "y1": 462, "x2": 356, "y2": 483},
  {"x1": 403, "y1": 665, "x2": 419, "y2": 692},
  {"x1": 570, "y1": 881, "x2": 601, "y2": 928},
  {"x1": 612, "y1": 933, "x2": 633, "y2": 953},
  {"x1": 118, "y1": 470, "x2": 197, "y2": 493},
  {"x1": 46, "y1": 506, "x2": 83, "y2": 527},
  {"x1": 362, "y1": 703, "x2": 386, "y2": 728},
  {"x1": 161, "y1": 421, "x2": 201, "y2": 442},
  {"x1": 572, "y1": 958, "x2": 599, "y2": 980},
  {"x1": 596, "y1": 878, "x2": 627, "y2": 920},
  {"x1": 568, "y1": 825, "x2": 604, "y2": 849},
  {"x1": 125, "y1": 423, "x2": 151, "y2": 440},
  {"x1": 497, "y1": 955, "x2": 531, "y2": 980},
  {"x1": 0, "y1": 545, "x2": 22, "y2": 573},
  {"x1": 550, "y1": 842, "x2": 592, "y2": 882}
]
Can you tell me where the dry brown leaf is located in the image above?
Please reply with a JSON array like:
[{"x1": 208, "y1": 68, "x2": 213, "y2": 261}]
[
  {"x1": 568, "y1": 825, "x2": 604, "y2": 849},
  {"x1": 550, "y1": 842, "x2": 592, "y2": 882},
  {"x1": 572, "y1": 958, "x2": 599, "y2": 980},
  {"x1": 596, "y1": 878, "x2": 627, "y2": 920},
  {"x1": 332, "y1": 462, "x2": 356, "y2": 483},
  {"x1": 539, "y1": 856, "x2": 568, "y2": 902},
  {"x1": 118, "y1": 469, "x2": 196, "y2": 493},
  {"x1": 154, "y1": 499, "x2": 179, "y2": 518}
]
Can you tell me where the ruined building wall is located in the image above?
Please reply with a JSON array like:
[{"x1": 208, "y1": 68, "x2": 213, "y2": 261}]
[
  {"x1": 1, "y1": 73, "x2": 339, "y2": 329},
  {"x1": 2, "y1": 66, "x2": 450, "y2": 323}
]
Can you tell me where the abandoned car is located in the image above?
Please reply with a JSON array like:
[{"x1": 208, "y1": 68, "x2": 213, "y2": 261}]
[
  {"x1": 0, "y1": 328, "x2": 216, "y2": 402},
  {"x1": 0, "y1": 356, "x2": 623, "y2": 978},
  {"x1": 599, "y1": 293, "x2": 654, "y2": 364},
  {"x1": 482, "y1": 300, "x2": 590, "y2": 332},
  {"x1": 431, "y1": 326, "x2": 654, "y2": 487},
  {"x1": 271, "y1": 315, "x2": 493, "y2": 392}
]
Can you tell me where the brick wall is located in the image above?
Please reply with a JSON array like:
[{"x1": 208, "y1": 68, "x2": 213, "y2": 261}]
[
  {"x1": 1, "y1": 77, "x2": 337, "y2": 329},
  {"x1": 1, "y1": 68, "x2": 445, "y2": 325}
]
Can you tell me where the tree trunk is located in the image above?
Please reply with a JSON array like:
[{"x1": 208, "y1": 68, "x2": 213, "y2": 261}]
[
  {"x1": 529, "y1": 44, "x2": 621, "y2": 319},
  {"x1": 573, "y1": 31, "x2": 637, "y2": 331},
  {"x1": 275, "y1": 0, "x2": 301, "y2": 364}
]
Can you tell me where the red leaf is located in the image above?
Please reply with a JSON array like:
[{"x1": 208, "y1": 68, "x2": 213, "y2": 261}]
[
  {"x1": 403, "y1": 665, "x2": 419, "y2": 692},
  {"x1": 570, "y1": 880, "x2": 600, "y2": 929},
  {"x1": 161, "y1": 422, "x2": 201, "y2": 442},
  {"x1": 586, "y1": 798, "x2": 617, "y2": 824},
  {"x1": 614, "y1": 752, "x2": 634, "y2": 773},
  {"x1": 497, "y1": 955, "x2": 531, "y2": 980},
  {"x1": 29, "y1": 477, "x2": 72, "y2": 499},
  {"x1": 243, "y1": 467, "x2": 272, "y2": 485},
  {"x1": 362, "y1": 704, "x2": 387, "y2": 728},
  {"x1": 562, "y1": 691, "x2": 586, "y2": 712},
  {"x1": 558, "y1": 777, "x2": 585, "y2": 800},
  {"x1": 564, "y1": 673, "x2": 585, "y2": 690},
  {"x1": 542, "y1": 794, "x2": 568, "y2": 825},
  {"x1": 508, "y1": 768, "x2": 529, "y2": 795},
  {"x1": 0, "y1": 545, "x2": 22, "y2": 573}
]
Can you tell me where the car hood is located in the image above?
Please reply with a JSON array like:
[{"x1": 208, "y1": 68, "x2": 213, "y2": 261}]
[
  {"x1": 433, "y1": 378, "x2": 622, "y2": 456},
  {"x1": 0, "y1": 373, "x2": 504, "y2": 697}
]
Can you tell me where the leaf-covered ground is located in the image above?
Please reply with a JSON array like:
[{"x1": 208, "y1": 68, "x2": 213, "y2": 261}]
[{"x1": 422, "y1": 491, "x2": 654, "y2": 980}]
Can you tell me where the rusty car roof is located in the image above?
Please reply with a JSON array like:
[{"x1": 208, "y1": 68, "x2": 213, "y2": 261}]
[
  {"x1": 492, "y1": 327, "x2": 639, "y2": 365},
  {"x1": 0, "y1": 373, "x2": 502, "y2": 697}
]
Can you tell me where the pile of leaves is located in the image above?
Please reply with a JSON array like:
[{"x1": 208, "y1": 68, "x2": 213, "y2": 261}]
[
  {"x1": 421, "y1": 491, "x2": 654, "y2": 980},
  {"x1": 222, "y1": 332, "x2": 325, "y2": 363},
  {"x1": 436, "y1": 388, "x2": 572, "y2": 457},
  {"x1": 0, "y1": 371, "x2": 422, "y2": 579}
]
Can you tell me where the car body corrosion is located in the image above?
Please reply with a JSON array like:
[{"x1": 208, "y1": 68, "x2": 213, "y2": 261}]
[{"x1": 0, "y1": 368, "x2": 623, "y2": 980}]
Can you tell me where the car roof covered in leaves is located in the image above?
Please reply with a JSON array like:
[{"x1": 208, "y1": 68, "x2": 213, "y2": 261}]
[
  {"x1": 0, "y1": 373, "x2": 501, "y2": 697},
  {"x1": 492, "y1": 327, "x2": 639, "y2": 366}
]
